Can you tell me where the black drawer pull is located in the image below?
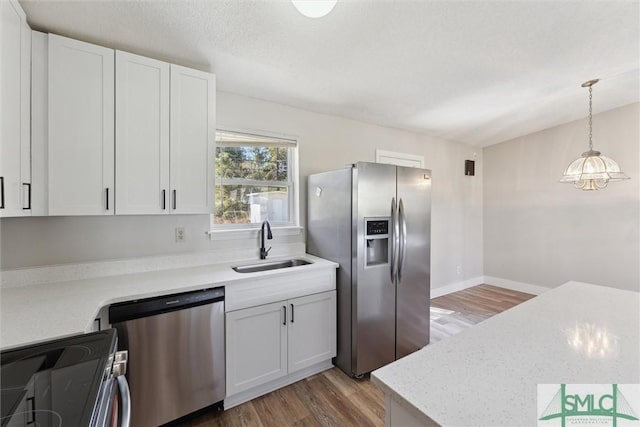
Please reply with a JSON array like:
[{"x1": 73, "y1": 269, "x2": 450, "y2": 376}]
[
  {"x1": 282, "y1": 305, "x2": 287, "y2": 325},
  {"x1": 291, "y1": 303, "x2": 294, "y2": 323},
  {"x1": 23, "y1": 183, "x2": 31, "y2": 210},
  {"x1": 0, "y1": 176, "x2": 4, "y2": 209},
  {"x1": 106, "y1": 188, "x2": 109, "y2": 210},
  {"x1": 162, "y1": 189, "x2": 166, "y2": 210},
  {"x1": 172, "y1": 189, "x2": 176, "y2": 210},
  {"x1": 26, "y1": 396, "x2": 35, "y2": 424}
]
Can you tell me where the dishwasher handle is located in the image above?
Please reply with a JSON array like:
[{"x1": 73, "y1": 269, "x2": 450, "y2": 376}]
[{"x1": 109, "y1": 286, "x2": 225, "y2": 324}]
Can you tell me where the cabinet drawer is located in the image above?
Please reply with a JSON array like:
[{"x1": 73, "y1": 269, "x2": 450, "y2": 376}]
[{"x1": 225, "y1": 267, "x2": 336, "y2": 312}]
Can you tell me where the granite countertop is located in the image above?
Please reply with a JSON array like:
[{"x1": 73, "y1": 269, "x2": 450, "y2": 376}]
[
  {"x1": 0, "y1": 254, "x2": 337, "y2": 351},
  {"x1": 372, "y1": 281, "x2": 640, "y2": 426}
]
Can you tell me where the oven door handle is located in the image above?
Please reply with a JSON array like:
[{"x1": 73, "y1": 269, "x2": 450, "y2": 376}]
[{"x1": 117, "y1": 375, "x2": 131, "y2": 427}]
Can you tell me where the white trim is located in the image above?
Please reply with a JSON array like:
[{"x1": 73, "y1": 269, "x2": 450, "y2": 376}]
[
  {"x1": 430, "y1": 276, "x2": 483, "y2": 298},
  {"x1": 224, "y1": 360, "x2": 332, "y2": 409},
  {"x1": 375, "y1": 149, "x2": 424, "y2": 168},
  {"x1": 208, "y1": 225, "x2": 303, "y2": 241},
  {"x1": 482, "y1": 276, "x2": 551, "y2": 295}
]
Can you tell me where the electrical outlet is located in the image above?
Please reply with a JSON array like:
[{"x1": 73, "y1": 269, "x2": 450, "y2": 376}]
[
  {"x1": 456, "y1": 265, "x2": 462, "y2": 276},
  {"x1": 175, "y1": 227, "x2": 185, "y2": 242}
]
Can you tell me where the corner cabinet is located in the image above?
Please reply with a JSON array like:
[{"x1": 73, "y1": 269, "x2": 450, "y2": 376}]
[
  {"x1": 48, "y1": 34, "x2": 115, "y2": 216},
  {"x1": 0, "y1": 0, "x2": 31, "y2": 217},
  {"x1": 226, "y1": 290, "x2": 337, "y2": 399}
]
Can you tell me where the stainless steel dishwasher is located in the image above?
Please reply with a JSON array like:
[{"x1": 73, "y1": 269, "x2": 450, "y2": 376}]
[{"x1": 109, "y1": 286, "x2": 225, "y2": 427}]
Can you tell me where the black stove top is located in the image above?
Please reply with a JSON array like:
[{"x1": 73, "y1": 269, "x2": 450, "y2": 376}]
[{"x1": 1, "y1": 329, "x2": 117, "y2": 427}]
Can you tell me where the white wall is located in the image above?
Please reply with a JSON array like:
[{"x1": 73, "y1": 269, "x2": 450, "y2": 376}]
[
  {"x1": 483, "y1": 103, "x2": 639, "y2": 291},
  {"x1": 0, "y1": 91, "x2": 483, "y2": 290}
]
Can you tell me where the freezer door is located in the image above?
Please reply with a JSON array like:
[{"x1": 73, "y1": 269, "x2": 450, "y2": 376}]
[
  {"x1": 395, "y1": 166, "x2": 431, "y2": 359},
  {"x1": 353, "y1": 162, "x2": 397, "y2": 375}
]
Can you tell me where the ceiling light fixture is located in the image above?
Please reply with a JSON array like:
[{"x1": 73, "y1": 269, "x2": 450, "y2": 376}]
[
  {"x1": 559, "y1": 79, "x2": 630, "y2": 190},
  {"x1": 292, "y1": 0, "x2": 337, "y2": 18}
]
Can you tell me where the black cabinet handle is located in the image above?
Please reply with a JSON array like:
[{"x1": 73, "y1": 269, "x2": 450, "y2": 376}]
[
  {"x1": 26, "y1": 396, "x2": 35, "y2": 424},
  {"x1": 290, "y1": 303, "x2": 294, "y2": 323},
  {"x1": 106, "y1": 188, "x2": 109, "y2": 210},
  {"x1": 94, "y1": 318, "x2": 101, "y2": 331},
  {"x1": 172, "y1": 189, "x2": 176, "y2": 210},
  {"x1": 283, "y1": 305, "x2": 287, "y2": 326},
  {"x1": 0, "y1": 177, "x2": 4, "y2": 209},
  {"x1": 22, "y1": 183, "x2": 31, "y2": 210},
  {"x1": 162, "y1": 189, "x2": 166, "y2": 210}
]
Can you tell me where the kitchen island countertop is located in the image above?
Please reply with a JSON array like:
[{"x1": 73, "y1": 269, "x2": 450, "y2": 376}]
[{"x1": 372, "y1": 281, "x2": 640, "y2": 426}]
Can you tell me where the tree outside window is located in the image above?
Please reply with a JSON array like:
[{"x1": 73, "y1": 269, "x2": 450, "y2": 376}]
[{"x1": 214, "y1": 131, "x2": 296, "y2": 227}]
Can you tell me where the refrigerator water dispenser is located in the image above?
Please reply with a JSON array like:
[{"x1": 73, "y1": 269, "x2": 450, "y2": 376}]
[{"x1": 365, "y1": 218, "x2": 389, "y2": 266}]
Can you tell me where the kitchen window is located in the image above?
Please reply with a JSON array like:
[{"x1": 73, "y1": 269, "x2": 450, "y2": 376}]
[{"x1": 211, "y1": 129, "x2": 299, "y2": 235}]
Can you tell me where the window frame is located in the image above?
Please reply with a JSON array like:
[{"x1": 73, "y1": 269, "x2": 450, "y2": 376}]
[{"x1": 210, "y1": 127, "x2": 300, "y2": 238}]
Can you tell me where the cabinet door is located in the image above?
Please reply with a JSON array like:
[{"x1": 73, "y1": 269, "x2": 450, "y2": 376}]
[
  {"x1": 288, "y1": 290, "x2": 337, "y2": 374},
  {"x1": 169, "y1": 64, "x2": 215, "y2": 214},
  {"x1": 0, "y1": 0, "x2": 30, "y2": 217},
  {"x1": 226, "y1": 302, "x2": 287, "y2": 396},
  {"x1": 48, "y1": 34, "x2": 114, "y2": 215},
  {"x1": 115, "y1": 51, "x2": 170, "y2": 215}
]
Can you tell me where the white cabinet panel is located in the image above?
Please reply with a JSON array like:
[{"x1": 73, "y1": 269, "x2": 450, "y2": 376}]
[
  {"x1": 30, "y1": 31, "x2": 48, "y2": 216},
  {"x1": 115, "y1": 51, "x2": 170, "y2": 215},
  {"x1": 288, "y1": 290, "x2": 337, "y2": 373},
  {"x1": 48, "y1": 34, "x2": 114, "y2": 215},
  {"x1": 226, "y1": 302, "x2": 287, "y2": 396},
  {"x1": 0, "y1": 0, "x2": 30, "y2": 217},
  {"x1": 169, "y1": 64, "x2": 215, "y2": 214},
  {"x1": 225, "y1": 289, "x2": 337, "y2": 399}
]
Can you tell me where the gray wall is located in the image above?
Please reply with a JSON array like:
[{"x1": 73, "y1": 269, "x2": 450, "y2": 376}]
[
  {"x1": 483, "y1": 103, "x2": 639, "y2": 291},
  {"x1": 0, "y1": 91, "x2": 484, "y2": 291}
]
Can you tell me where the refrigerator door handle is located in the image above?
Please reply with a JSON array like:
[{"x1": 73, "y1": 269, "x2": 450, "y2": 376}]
[
  {"x1": 390, "y1": 197, "x2": 399, "y2": 283},
  {"x1": 398, "y1": 198, "x2": 407, "y2": 283}
]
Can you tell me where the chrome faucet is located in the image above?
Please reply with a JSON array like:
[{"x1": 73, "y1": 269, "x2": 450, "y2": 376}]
[{"x1": 260, "y1": 220, "x2": 273, "y2": 259}]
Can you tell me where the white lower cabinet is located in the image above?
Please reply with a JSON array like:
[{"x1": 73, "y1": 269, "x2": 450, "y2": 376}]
[
  {"x1": 226, "y1": 301, "x2": 288, "y2": 394},
  {"x1": 287, "y1": 291, "x2": 337, "y2": 373},
  {"x1": 225, "y1": 290, "x2": 337, "y2": 398}
]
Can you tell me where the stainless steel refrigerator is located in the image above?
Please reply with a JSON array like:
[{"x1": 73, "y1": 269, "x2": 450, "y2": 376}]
[{"x1": 307, "y1": 162, "x2": 431, "y2": 377}]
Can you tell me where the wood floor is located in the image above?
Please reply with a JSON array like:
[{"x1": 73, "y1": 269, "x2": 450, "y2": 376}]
[{"x1": 178, "y1": 284, "x2": 534, "y2": 427}]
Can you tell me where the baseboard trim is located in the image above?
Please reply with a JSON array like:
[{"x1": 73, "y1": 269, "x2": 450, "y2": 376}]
[
  {"x1": 482, "y1": 276, "x2": 551, "y2": 295},
  {"x1": 224, "y1": 360, "x2": 333, "y2": 409},
  {"x1": 431, "y1": 276, "x2": 484, "y2": 298}
]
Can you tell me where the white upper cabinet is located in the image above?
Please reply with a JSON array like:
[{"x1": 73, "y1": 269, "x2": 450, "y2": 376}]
[
  {"x1": 34, "y1": 32, "x2": 214, "y2": 217},
  {"x1": 0, "y1": 0, "x2": 31, "y2": 217},
  {"x1": 169, "y1": 65, "x2": 215, "y2": 214},
  {"x1": 48, "y1": 34, "x2": 114, "y2": 216},
  {"x1": 115, "y1": 51, "x2": 170, "y2": 215}
]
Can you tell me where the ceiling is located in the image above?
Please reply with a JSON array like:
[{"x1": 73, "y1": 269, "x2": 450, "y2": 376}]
[{"x1": 20, "y1": 0, "x2": 639, "y2": 147}]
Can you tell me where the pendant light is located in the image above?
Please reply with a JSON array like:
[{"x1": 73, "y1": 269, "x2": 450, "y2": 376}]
[
  {"x1": 559, "y1": 79, "x2": 630, "y2": 190},
  {"x1": 292, "y1": 0, "x2": 337, "y2": 18}
]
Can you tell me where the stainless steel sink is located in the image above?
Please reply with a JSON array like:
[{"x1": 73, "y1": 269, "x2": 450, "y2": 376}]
[{"x1": 232, "y1": 258, "x2": 312, "y2": 273}]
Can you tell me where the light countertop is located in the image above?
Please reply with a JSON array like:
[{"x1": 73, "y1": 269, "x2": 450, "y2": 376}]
[
  {"x1": 372, "y1": 281, "x2": 640, "y2": 426},
  {"x1": 0, "y1": 254, "x2": 337, "y2": 351}
]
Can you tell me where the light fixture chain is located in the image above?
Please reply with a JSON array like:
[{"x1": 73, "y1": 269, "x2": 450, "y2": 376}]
[{"x1": 588, "y1": 85, "x2": 593, "y2": 151}]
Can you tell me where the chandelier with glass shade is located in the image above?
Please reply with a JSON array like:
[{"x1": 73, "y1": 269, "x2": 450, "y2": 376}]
[{"x1": 559, "y1": 79, "x2": 630, "y2": 190}]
